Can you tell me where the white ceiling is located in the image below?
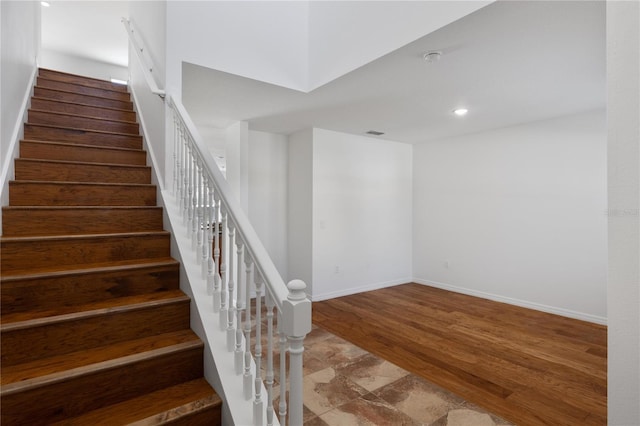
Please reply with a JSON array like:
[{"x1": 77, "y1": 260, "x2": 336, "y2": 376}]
[
  {"x1": 41, "y1": 0, "x2": 129, "y2": 67},
  {"x1": 184, "y1": 0, "x2": 605, "y2": 144}
]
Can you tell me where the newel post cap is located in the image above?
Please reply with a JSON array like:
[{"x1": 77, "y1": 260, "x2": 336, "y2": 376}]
[{"x1": 282, "y1": 280, "x2": 312, "y2": 337}]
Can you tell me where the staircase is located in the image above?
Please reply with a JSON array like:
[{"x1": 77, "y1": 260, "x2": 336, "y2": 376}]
[{"x1": 0, "y1": 69, "x2": 222, "y2": 425}]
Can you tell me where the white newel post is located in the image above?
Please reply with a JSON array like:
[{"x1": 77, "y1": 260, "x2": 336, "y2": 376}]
[{"x1": 282, "y1": 280, "x2": 311, "y2": 426}]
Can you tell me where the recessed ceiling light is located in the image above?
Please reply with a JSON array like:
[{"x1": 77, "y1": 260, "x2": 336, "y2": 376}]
[
  {"x1": 453, "y1": 108, "x2": 469, "y2": 117},
  {"x1": 41, "y1": 1, "x2": 50, "y2": 7},
  {"x1": 423, "y1": 51, "x2": 442, "y2": 63},
  {"x1": 366, "y1": 130, "x2": 385, "y2": 136}
]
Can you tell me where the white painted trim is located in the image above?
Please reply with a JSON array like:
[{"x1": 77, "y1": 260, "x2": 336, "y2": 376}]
[
  {"x1": 129, "y1": 84, "x2": 165, "y2": 192},
  {"x1": 413, "y1": 278, "x2": 607, "y2": 325},
  {"x1": 0, "y1": 65, "x2": 37, "y2": 231},
  {"x1": 311, "y1": 278, "x2": 412, "y2": 302}
]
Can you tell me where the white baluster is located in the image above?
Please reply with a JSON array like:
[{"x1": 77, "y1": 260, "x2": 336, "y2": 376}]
[
  {"x1": 278, "y1": 312, "x2": 288, "y2": 426},
  {"x1": 172, "y1": 113, "x2": 178, "y2": 196},
  {"x1": 196, "y1": 159, "x2": 204, "y2": 255},
  {"x1": 219, "y1": 206, "x2": 228, "y2": 330},
  {"x1": 191, "y1": 157, "x2": 199, "y2": 248},
  {"x1": 266, "y1": 290, "x2": 275, "y2": 426},
  {"x1": 234, "y1": 237, "x2": 245, "y2": 374},
  {"x1": 206, "y1": 181, "x2": 215, "y2": 293},
  {"x1": 227, "y1": 224, "x2": 236, "y2": 351},
  {"x1": 243, "y1": 254, "x2": 254, "y2": 400},
  {"x1": 212, "y1": 193, "x2": 221, "y2": 312},
  {"x1": 184, "y1": 141, "x2": 192, "y2": 228},
  {"x1": 201, "y1": 174, "x2": 209, "y2": 279},
  {"x1": 254, "y1": 274, "x2": 264, "y2": 426},
  {"x1": 179, "y1": 125, "x2": 187, "y2": 217},
  {"x1": 283, "y1": 280, "x2": 311, "y2": 426}
]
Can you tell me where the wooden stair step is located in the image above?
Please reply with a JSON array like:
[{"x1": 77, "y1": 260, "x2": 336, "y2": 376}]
[
  {"x1": 37, "y1": 77, "x2": 131, "y2": 102},
  {"x1": 15, "y1": 158, "x2": 151, "y2": 184},
  {"x1": 8, "y1": 180, "x2": 156, "y2": 206},
  {"x1": 29, "y1": 109, "x2": 139, "y2": 134},
  {"x1": 0, "y1": 231, "x2": 171, "y2": 275},
  {"x1": 20, "y1": 140, "x2": 147, "y2": 165},
  {"x1": 24, "y1": 123, "x2": 142, "y2": 149},
  {"x1": 1, "y1": 259, "x2": 180, "y2": 316},
  {"x1": 39, "y1": 68, "x2": 129, "y2": 93},
  {"x1": 34, "y1": 86, "x2": 133, "y2": 110},
  {"x1": 31, "y1": 97, "x2": 136, "y2": 122},
  {"x1": 52, "y1": 378, "x2": 221, "y2": 426},
  {"x1": 0, "y1": 336, "x2": 203, "y2": 425},
  {"x1": 2, "y1": 206, "x2": 164, "y2": 236},
  {"x1": 1, "y1": 290, "x2": 191, "y2": 366}
]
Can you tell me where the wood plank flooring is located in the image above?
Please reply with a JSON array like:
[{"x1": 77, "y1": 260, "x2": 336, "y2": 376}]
[{"x1": 312, "y1": 283, "x2": 607, "y2": 426}]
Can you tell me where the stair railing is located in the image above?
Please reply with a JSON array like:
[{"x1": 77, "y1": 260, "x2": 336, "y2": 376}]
[
  {"x1": 121, "y1": 19, "x2": 165, "y2": 98},
  {"x1": 168, "y1": 96, "x2": 312, "y2": 426}
]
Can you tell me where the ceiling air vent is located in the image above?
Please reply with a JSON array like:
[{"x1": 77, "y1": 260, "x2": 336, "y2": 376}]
[{"x1": 366, "y1": 130, "x2": 385, "y2": 136}]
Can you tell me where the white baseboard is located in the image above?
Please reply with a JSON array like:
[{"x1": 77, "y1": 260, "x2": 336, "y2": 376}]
[
  {"x1": 311, "y1": 278, "x2": 412, "y2": 302},
  {"x1": 414, "y1": 278, "x2": 607, "y2": 325}
]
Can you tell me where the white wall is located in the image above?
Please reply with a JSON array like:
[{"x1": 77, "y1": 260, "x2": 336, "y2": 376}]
[
  {"x1": 166, "y1": 1, "x2": 309, "y2": 96},
  {"x1": 40, "y1": 50, "x2": 127, "y2": 82},
  {"x1": 413, "y1": 110, "x2": 607, "y2": 323},
  {"x1": 248, "y1": 130, "x2": 289, "y2": 278},
  {"x1": 1, "y1": 0, "x2": 40, "y2": 233},
  {"x1": 307, "y1": 1, "x2": 491, "y2": 90},
  {"x1": 311, "y1": 129, "x2": 413, "y2": 300},
  {"x1": 288, "y1": 129, "x2": 314, "y2": 291},
  {"x1": 607, "y1": 1, "x2": 640, "y2": 423},
  {"x1": 127, "y1": 1, "x2": 167, "y2": 188},
  {"x1": 225, "y1": 121, "x2": 249, "y2": 212}
]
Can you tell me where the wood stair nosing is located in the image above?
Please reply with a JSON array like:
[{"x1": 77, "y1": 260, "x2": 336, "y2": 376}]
[
  {"x1": 0, "y1": 260, "x2": 180, "y2": 315},
  {"x1": 37, "y1": 77, "x2": 131, "y2": 102},
  {"x1": 1, "y1": 206, "x2": 165, "y2": 237},
  {"x1": 0, "y1": 231, "x2": 171, "y2": 275},
  {"x1": 50, "y1": 378, "x2": 221, "y2": 426},
  {"x1": 38, "y1": 68, "x2": 129, "y2": 93},
  {"x1": 24, "y1": 123, "x2": 142, "y2": 149},
  {"x1": 31, "y1": 96, "x2": 137, "y2": 122},
  {"x1": 1, "y1": 292, "x2": 191, "y2": 366},
  {"x1": 28, "y1": 109, "x2": 139, "y2": 134},
  {"x1": 20, "y1": 139, "x2": 147, "y2": 165},
  {"x1": 8, "y1": 180, "x2": 157, "y2": 206},
  {"x1": 33, "y1": 86, "x2": 134, "y2": 110},
  {"x1": 0, "y1": 341, "x2": 204, "y2": 425},
  {"x1": 15, "y1": 158, "x2": 152, "y2": 184}
]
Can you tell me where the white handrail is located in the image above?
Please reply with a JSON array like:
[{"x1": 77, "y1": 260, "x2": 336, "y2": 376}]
[{"x1": 122, "y1": 18, "x2": 165, "y2": 99}]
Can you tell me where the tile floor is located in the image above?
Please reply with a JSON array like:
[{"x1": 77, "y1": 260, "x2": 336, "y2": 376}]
[{"x1": 277, "y1": 324, "x2": 514, "y2": 426}]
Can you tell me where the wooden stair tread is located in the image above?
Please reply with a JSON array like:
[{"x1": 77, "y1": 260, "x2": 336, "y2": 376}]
[
  {"x1": 0, "y1": 257, "x2": 177, "y2": 282},
  {"x1": 37, "y1": 77, "x2": 131, "y2": 102},
  {"x1": 9, "y1": 179, "x2": 154, "y2": 188},
  {"x1": 1, "y1": 289, "x2": 189, "y2": 327},
  {"x1": 30, "y1": 108, "x2": 138, "y2": 125},
  {"x1": 31, "y1": 96, "x2": 134, "y2": 114},
  {"x1": 50, "y1": 378, "x2": 220, "y2": 426},
  {"x1": 0, "y1": 337, "x2": 202, "y2": 394},
  {"x1": 16, "y1": 157, "x2": 151, "y2": 169},
  {"x1": 25, "y1": 122, "x2": 141, "y2": 138},
  {"x1": 3, "y1": 206, "x2": 162, "y2": 212},
  {"x1": 39, "y1": 68, "x2": 129, "y2": 93},
  {"x1": 21, "y1": 139, "x2": 145, "y2": 153},
  {"x1": 1, "y1": 330, "x2": 199, "y2": 387}
]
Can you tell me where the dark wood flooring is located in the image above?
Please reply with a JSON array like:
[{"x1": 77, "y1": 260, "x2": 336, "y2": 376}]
[{"x1": 313, "y1": 283, "x2": 607, "y2": 426}]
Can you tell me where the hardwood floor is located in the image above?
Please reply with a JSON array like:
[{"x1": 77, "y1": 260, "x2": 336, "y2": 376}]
[{"x1": 312, "y1": 283, "x2": 607, "y2": 426}]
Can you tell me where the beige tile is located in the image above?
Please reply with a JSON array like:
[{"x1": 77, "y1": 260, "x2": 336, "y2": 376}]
[
  {"x1": 303, "y1": 367, "x2": 369, "y2": 416},
  {"x1": 305, "y1": 335, "x2": 368, "y2": 368},
  {"x1": 441, "y1": 408, "x2": 498, "y2": 426},
  {"x1": 319, "y1": 394, "x2": 419, "y2": 426},
  {"x1": 374, "y1": 375, "x2": 465, "y2": 425},
  {"x1": 337, "y1": 353, "x2": 410, "y2": 392}
]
